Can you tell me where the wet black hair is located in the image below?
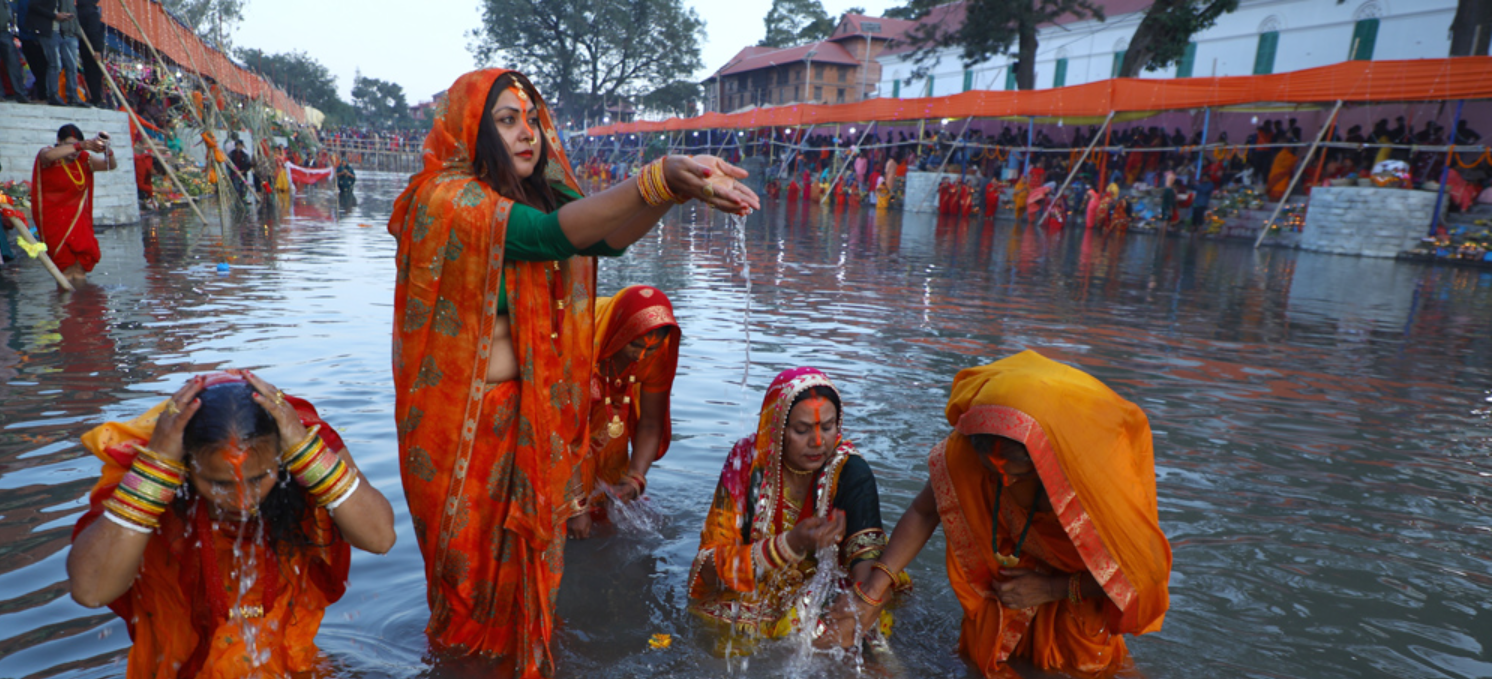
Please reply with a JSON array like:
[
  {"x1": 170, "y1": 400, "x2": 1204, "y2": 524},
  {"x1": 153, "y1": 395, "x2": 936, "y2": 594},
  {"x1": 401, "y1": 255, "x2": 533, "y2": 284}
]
[
  {"x1": 57, "y1": 124, "x2": 83, "y2": 143},
  {"x1": 176, "y1": 381, "x2": 317, "y2": 550},
  {"x1": 473, "y1": 72, "x2": 558, "y2": 213}
]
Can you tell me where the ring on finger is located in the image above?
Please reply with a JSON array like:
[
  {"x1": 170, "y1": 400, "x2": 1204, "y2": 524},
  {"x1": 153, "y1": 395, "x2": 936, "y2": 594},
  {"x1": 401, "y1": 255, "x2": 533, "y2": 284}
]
[
  {"x1": 164, "y1": 401, "x2": 180, "y2": 415},
  {"x1": 272, "y1": 390, "x2": 286, "y2": 406},
  {"x1": 702, "y1": 184, "x2": 715, "y2": 199}
]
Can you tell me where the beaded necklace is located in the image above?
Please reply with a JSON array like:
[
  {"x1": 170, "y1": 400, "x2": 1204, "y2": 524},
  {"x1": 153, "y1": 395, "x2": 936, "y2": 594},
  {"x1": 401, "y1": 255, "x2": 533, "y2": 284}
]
[{"x1": 60, "y1": 156, "x2": 87, "y2": 190}]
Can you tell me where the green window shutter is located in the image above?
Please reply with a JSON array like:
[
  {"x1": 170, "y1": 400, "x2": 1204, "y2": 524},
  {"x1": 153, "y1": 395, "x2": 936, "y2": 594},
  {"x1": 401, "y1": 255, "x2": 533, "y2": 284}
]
[
  {"x1": 1176, "y1": 43, "x2": 1196, "y2": 78},
  {"x1": 925, "y1": 75, "x2": 934, "y2": 96},
  {"x1": 1351, "y1": 19, "x2": 1378, "y2": 60},
  {"x1": 1053, "y1": 58, "x2": 1068, "y2": 87},
  {"x1": 963, "y1": 69, "x2": 973, "y2": 92},
  {"x1": 1005, "y1": 67, "x2": 1017, "y2": 90},
  {"x1": 1254, "y1": 32, "x2": 1278, "y2": 74},
  {"x1": 1112, "y1": 51, "x2": 1125, "y2": 77},
  {"x1": 893, "y1": 78, "x2": 900, "y2": 97}
]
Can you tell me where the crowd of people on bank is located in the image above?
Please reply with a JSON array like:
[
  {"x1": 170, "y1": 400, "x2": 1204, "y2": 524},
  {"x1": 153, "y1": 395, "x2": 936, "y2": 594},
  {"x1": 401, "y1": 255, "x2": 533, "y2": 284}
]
[
  {"x1": 0, "y1": 0, "x2": 110, "y2": 107},
  {"x1": 60, "y1": 68, "x2": 1172, "y2": 679},
  {"x1": 575, "y1": 111, "x2": 1490, "y2": 238}
]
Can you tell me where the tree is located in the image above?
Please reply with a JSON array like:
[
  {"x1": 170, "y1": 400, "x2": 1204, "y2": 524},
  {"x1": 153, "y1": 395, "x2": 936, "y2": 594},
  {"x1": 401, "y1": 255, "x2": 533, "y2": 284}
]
[
  {"x1": 470, "y1": 0, "x2": 706, "y2": 127},
  {"x1": 896, "y1": 0, "x2": 1103, "y2": 90},
  {"x1": 641, "y1": 80, "x2": 702, "y2": 117},
  {"x1": 761, "y1": 0, "x2": 835, "y2": 48},
  {"x1": 882, "y1": 4, "x2": 924, "y2": 20},
  {"x1": 159, "y1": 0, "x2": 245, "y2": 49},
  {"x1": 1117, "y1": 0, "x2": 1237, "y2": 77},
  {"x1": 351, "y1": 74, "x2": 414, "y2": 130},
  {"x1": 237, "y1": 48, "x2": 353, "y2": 123},
  {"x1": 1448, "y1": 0, "x2": 1491, "y2": 56}
]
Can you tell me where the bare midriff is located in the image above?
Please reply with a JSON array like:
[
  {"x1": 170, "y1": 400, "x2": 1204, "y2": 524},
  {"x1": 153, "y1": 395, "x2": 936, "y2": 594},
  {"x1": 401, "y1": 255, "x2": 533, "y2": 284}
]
[{"x1": 485, "y1": 314, "x2": 519, "y2": 383}]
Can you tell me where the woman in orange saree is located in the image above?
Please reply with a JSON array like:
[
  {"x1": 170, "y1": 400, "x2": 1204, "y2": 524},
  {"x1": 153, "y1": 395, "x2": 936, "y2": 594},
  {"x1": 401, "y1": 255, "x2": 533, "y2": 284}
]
[
  {"x1": 1266, "y1": 147, "x2": 1298, "y2": 200},
  {"x1": 689, "y1": 367, "x2": 903, "y2": 650},
  {"x1": 568, "y1": 285, "x2": 681, "y2": 537},
  {"x1": 842, "y1": 351, "x2": 1172, "y2": 677},
  {"x1": 32, "y1": 124, "x2": 117, "y2": 287},
  {"x1": 67, "y1": 371, "x2": 395, "y2": 678},
  {"x1": 389, "y1": 68, "x2": 756, "y2": 676}
]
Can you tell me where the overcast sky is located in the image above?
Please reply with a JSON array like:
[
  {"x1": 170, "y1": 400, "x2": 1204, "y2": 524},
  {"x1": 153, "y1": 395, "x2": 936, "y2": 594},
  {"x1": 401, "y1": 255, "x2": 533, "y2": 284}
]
[{"x1": 233, "y1": 0, "x2": 904, "y2": 106}]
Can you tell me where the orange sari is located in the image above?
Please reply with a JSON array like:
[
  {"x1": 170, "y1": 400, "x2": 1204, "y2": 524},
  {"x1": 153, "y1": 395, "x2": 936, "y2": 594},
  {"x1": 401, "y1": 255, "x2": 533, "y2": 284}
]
[
  {"x1": 928, "y1": 351, "x2": 1171, "y2": 678},
  {"x1": 1266, "y1": 148, "x2": 1297, "y2": 200},
  {"x1": 578, "y1": 286, "x2": 680, "y2": 513},
  {"x1": 71, "y1": 390, "x2": 350, "y2": 679},
  {"x1": 388, "y1": 69, "x2": 593, "y2": 674}
]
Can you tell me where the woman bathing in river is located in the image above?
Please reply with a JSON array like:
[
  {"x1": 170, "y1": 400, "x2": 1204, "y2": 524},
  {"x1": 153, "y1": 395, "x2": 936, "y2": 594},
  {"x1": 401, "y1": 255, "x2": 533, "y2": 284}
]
[
  {"x1": 688, "y1": 367, "x2": 907, "y2": 651},
  {"x1": 828, "y1": 351, "x2": 1172, "y2": 677},
  {"x1": 387, "y1": 68, "x2": 757, "y2": 676},
  {"x1": 568, "y1": 285, "x2": 681, "y2": 539},
  {"x1": 67, "y1": 371, "x2": 396, "y2": 677}
]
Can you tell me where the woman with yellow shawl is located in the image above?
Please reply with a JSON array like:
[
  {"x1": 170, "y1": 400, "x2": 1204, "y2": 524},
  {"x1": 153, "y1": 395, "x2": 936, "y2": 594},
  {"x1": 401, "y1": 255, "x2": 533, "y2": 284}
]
[
  {"x1": 67, "y1": 371, "x2": 395, "y2": 677},
  {"x1": 568, "y1": 285, "x2": 681, "y2": 538},
  {"x1": 389, "y1": 69, "x2": 756, "y2": 676},
  {"x1": 831, "y1": 352, "x2": 1171, "y2": 677},
  {"x1": 689, "y1": 367, "x2": 900, "y2": 648}
]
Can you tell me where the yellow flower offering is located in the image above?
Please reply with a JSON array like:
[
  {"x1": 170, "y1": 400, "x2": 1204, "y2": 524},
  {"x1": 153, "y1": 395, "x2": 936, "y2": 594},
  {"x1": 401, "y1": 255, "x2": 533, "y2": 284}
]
[{"x1": 648, "y1": 633, "x2": 672, "y2": 649}]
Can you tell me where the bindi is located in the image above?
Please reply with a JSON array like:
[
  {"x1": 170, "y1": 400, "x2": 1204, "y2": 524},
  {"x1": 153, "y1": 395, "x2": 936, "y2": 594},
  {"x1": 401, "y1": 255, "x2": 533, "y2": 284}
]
[{"x1": 510, "y1": 85, "x2": 538, "y2": 146}]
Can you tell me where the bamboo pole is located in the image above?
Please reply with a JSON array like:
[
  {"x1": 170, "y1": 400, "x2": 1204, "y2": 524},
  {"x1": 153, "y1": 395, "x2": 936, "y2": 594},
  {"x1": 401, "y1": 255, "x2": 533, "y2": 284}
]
[
  {"x1": 821, "y1": 121, "x2": 876, "y2": 205},
  {"x1": 5, "y1": 215, "x2": 74, "y2": 291},
  {"x1": 1041, "y1": 111, "x2": 1115, "y2": 224},
  {"x1": 1255, "y1": 100, "x2": 1343, "y2": 248},
  {"x1": 77, "y1": 31, "x2": 218, "y2": 236},
  {"x1": 1428, "y1": 99, "x2": 1466, "y2": 237}
]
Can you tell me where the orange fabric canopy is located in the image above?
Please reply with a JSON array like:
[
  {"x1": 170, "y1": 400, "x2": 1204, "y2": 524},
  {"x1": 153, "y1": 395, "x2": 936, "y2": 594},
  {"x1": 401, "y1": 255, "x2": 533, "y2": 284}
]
[
  {"x1": 103, "y1": 0, "x2": 306, "y2": 122},
  {"x1": 588, "y1": 57, "x2": 1491, "y2": 135}
]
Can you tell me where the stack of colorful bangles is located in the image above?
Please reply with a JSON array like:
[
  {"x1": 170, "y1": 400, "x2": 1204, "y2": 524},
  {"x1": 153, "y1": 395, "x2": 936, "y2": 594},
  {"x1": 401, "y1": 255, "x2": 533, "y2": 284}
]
[
  {"x1": 283, "y1": 425, "x2": 361, "y2": 509},
  {"x1": 636, "y1": 157, "x2": 689, "y2": 207},
  {"x1": 754, "y1": 532, "x2": 806, "y2": 573},
  {"x1": 621, "y1": 470, "x2": 647, "y2": 497},
  {"x1": 103, "y1": 445, "x2": 188, "y2": 534}
]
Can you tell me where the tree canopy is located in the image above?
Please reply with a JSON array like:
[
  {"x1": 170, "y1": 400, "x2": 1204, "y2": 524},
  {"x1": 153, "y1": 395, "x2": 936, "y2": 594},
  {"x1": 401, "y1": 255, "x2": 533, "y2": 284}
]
[
  {"x1": 470, "y1": 0, "x2": 706, "y2": 127},
  {"x1": 894, "y1": 0, "x2": 1103, "y2": 90},
  {"x1": 1117, "y1": 0, "x2": 1238, "y2": 77},
  {"x1": 351, "y1": 74, "x2": 414, "y2": 130},
  {"x1": 641, "y1": 80, "x2": 703, "y2": 117},
  {"x1": 237, "y1": 48, "x2": 354, "y2": 124},
  {"x1": 760, "y1": 0, "x2": 835, "y2": 48},
  {"x1": 159, "y1": 0, "x2": 245, "y2": 49}
]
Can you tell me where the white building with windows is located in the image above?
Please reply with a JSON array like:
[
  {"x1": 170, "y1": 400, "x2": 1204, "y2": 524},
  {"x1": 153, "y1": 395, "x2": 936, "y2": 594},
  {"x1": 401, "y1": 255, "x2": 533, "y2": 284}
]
[{"x1": 876, "y1": 0, "x2": 1472, "y2": 99}]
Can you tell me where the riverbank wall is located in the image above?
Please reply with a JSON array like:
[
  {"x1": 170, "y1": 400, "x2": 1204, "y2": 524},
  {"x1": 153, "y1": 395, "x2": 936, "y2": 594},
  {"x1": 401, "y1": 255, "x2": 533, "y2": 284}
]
[
  {"x1": 0, "y1": 102, "x2": 140, "y2": 225},
  {"x1": 1300, "y1": 186, "x2": 1445, "y2": 258}
]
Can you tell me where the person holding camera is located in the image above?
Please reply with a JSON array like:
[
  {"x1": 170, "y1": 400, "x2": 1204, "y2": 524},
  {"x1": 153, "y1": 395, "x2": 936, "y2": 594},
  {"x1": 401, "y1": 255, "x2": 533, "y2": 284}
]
[{"x1": 31, "y1": 124, "x2": 116, "y2": 289}]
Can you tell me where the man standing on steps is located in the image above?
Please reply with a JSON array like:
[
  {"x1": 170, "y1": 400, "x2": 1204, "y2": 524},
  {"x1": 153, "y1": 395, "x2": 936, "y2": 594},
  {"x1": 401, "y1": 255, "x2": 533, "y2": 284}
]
[
  {"x1": 76, "y1": 0, "x2": 106, "y2": 107},
  {"x1": 0, "y1": 0, "x2": 32, "y2": 103}
]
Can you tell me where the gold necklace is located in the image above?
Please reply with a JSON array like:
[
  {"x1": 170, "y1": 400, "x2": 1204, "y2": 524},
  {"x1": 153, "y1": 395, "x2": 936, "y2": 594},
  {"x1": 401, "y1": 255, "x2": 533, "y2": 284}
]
[
  {"x1": 60, "y1": 157, "x2": 87, "y2": 189},
  {"x1": 782, "y1": 462, "x2": 814, "y2": 476}
]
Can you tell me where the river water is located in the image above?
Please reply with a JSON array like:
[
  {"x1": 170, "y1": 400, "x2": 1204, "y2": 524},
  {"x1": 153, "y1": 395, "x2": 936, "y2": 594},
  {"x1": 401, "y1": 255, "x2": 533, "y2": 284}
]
[{"x1": 0, "y1": 172, "x2": 1489, "y2": 678}]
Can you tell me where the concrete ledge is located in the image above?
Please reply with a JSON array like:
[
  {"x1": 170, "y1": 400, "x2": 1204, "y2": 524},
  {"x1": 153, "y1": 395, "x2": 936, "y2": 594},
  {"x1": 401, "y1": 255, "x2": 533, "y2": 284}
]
[
  {"x1": 1301, "y1": 186, "x2": 1442, "y2": 259},
  {"x1": 0, "y1": 101, "x2": 141, "y2": 225}
]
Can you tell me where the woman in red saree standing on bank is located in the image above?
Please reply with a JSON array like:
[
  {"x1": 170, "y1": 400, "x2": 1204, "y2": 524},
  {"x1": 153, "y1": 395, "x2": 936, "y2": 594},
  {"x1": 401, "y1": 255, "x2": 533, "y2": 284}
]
[
  {"x1": 834, "y1": 351, "x2": 1172, "y2": 677},
  {"x1": 389, "y1": 68, "x2": 756, "y2": 676},
  {"x1": 32, "y1": 124, "x2": 117, "y2": 289},
  {"x1": 567, "y1": 284, "x2": 681, "y2": 537}
]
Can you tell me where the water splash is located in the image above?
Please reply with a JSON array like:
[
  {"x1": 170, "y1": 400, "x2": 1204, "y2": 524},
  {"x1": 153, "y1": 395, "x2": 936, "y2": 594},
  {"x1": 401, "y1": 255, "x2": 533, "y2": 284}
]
[
  {"x1": 597, "y1": 481, "x2": 662, "y2": 538},
  {"x1": 730, "y1": 212, "x2": 752, "y2": 391}
]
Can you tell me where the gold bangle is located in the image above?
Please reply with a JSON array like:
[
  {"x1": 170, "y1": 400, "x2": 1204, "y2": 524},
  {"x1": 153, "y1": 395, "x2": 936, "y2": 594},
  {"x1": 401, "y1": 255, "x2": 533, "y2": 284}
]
[
  {"x1": 131, "y1": 444, "x2": 188, "y2": 474},
  {"x1": 870, "y1": 560, "x2": 899, "y2": 589},
  {"x1": 282, "y1": 424, "x2": 322, "y2": 460}
]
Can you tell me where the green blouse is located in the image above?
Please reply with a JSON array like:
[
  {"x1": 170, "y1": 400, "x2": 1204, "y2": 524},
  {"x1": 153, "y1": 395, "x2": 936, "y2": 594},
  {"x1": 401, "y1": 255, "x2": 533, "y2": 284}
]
[{"x1": 499, "y1": 184, "x2": 627, "y2": 313}]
